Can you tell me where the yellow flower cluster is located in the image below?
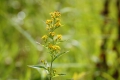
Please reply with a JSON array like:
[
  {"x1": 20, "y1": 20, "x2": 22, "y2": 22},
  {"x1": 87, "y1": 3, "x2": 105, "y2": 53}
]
[
  {"x1": 50, "y1": 11, "x2": 61, "y2": 18},
  {"x1": 55, "y1": 22, "x2": 61, "y2": 28},
  {"x1": 46, "y1": 20, "x2": 52, "y2": 25},
  {"x1": 48, "y1": 44, "x2": 61, "y2": 51},
  {"x1": 42, "y1": 11, "x2": 62, "y2": 52},
  {"x1": 46, "y1": 11, "x2": 62, "y2": 31},
  {"x1": 49, "y1": 32, "x2": 55, "y2": 38}
]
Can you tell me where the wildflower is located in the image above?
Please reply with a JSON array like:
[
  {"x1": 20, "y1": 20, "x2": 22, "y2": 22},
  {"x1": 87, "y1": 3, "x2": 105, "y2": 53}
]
[
  {"x1": 31, "y1": 11, "x2": 66, "y2": 80},
  {"x1": 56, "y1": 34, "x2": 62, "y2": 40},
  {"x1": 48, "y1": 44, "x2": 53, "y2": 49},
  {"x1": 50, "y1": 11, "x2": 61, "y2": 18},
  {"x1": 48, "y1": 44, "x2": 61, "y2": 51},
  {"x1": 54, "y1": 11, "x2": 61, "y2": 17},
  {"x1": 46, "y1": 20, "x2": 52, "y2": 25},
  {"x1": 49, "y1": 32, "x2": 55, "y2": 37},
  {"x1": 55, "y1": 45, "x2": 61, "y2": 51},
  {"x1": 42, "y1": 35, "x2": 48, "y2": 41},
  {"x1": 52, "y1": 45, "x2": 61, "y2": 51},
  {"x1": 55, "y1": 22, "x2": 61, "y2": 28}
]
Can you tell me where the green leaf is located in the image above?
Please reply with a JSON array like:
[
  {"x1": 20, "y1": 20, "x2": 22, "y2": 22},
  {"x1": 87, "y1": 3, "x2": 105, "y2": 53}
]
[
  {"x1": 28, "y1": 65, "x2": 47, "y2": 70},
  {"x1": 58, "y1": 73, "x2": 66, "y2": 76},
  {"x1": 53, "y1": 74, "x2": 66, "y2": 78},
  {"x1": 52, "y1": 51, "x2": 69, "y2": 62}
]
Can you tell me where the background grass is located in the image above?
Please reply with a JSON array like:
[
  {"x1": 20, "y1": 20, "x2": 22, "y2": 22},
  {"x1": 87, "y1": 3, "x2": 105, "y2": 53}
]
[{"x1": 0, "y1": 0, "x2": 119, "y2": 80}]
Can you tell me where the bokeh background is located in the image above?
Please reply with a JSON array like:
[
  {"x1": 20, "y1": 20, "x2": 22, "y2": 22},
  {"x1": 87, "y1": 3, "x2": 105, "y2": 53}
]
[{"x1": 0, "y1": 0, "x2": 120, "y2": 80}]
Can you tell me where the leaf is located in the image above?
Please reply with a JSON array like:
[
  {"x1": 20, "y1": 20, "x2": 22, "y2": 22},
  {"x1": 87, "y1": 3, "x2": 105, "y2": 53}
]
[
  {"x1": 52, "y1": 51, "x2": 69, "y2": 62},
  {"x1": 53, "y1": 74, "x2": 66, "y2": 78},
  {"x1": 28, "y1": 65, "x2": 47, "y2": 70},
  {"x1": 58, "y1": 73, "x2": 66, "y2": 76}
]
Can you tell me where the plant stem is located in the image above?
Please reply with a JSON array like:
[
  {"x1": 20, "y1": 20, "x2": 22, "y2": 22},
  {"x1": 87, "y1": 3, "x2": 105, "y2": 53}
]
[{"x1": 50, "y1": 55, "x2": 53, "y2": 80}]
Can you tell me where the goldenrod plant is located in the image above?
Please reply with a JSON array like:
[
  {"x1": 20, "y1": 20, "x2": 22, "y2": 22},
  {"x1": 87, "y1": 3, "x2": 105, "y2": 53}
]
[{"x1": 30, "y1": 11, "x2": 68, "y2": 80}]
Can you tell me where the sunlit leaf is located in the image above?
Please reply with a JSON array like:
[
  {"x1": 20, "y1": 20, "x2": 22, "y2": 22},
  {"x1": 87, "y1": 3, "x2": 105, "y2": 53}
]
[{"x1": 28, "y1": 65, "x2": 47, "y2": 70}]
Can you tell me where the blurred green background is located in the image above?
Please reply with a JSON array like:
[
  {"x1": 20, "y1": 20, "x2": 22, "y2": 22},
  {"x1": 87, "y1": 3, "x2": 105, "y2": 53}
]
[{"x1": 0, "y1": 0, "x2": 120, "y2": 80}]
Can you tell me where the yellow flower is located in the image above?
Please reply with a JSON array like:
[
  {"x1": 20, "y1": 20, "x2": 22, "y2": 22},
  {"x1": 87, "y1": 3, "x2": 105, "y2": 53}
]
[
  {"x1": 52, "y1": 45, "x2": 61, "y2": 51},
  {"x1": 50, "y1": 11, "x2": 61, "y2": 18},
  {"x1": 54, "y1": 11, "x2": 61, "y2": 17},
  {"x1": 48, "y1": 44, "x2": 53, "y2": 49},
  {"x1": 50, "y1": 13, "x2": 55, "y2": 18},
  {"x1": 55, "y1": 22, "x2": 61, "y2": 28},
  {"x1": 42, "y1": 35, "x2": 48, "y2": 41},
  {"x1": 49, "y1": 32, "x2": 55, "y2": 37},
  {"x1": 48, "y1": 44, "x2": 61, "y2": 51},
  {"x1": 46, "y1": 20, "x2": 52, "y2": 25},
  {"x1": 56, "y1": 34, "x2": 62, "y2": 40},
  {"x1": 54, "y1": 45, "x2": 61, "y2": 51}
]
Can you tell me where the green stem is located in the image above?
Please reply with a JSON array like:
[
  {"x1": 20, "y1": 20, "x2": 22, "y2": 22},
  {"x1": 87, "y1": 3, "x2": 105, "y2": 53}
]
[{"x1": 50, "y1": 55, "x2": 53, "y2": 80}]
